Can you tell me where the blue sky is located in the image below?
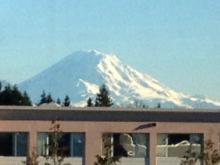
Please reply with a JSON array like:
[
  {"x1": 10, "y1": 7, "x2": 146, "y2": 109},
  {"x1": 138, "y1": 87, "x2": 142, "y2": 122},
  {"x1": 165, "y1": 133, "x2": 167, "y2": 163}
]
[{"x1": 0, "y1": 0, "x2": 220, "y2": 100}]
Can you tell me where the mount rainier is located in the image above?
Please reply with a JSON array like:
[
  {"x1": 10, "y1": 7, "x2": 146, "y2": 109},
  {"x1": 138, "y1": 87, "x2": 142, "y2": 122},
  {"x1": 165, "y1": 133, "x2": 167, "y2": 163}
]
[{"x1": 19, "y1": 50, "x2": 220, "y2": 109}]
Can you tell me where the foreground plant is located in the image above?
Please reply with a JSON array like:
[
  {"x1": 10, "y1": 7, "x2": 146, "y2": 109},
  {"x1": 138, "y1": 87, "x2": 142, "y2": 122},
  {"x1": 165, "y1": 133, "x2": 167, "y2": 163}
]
[
  {"x1": 181, "y1": 139, "x2": 220, "y2": 165},
  {"x1": 23, "y1": 149, "x2": 39, "y2": 165},
  {"x1": 203, "y1": 140, "x2": 220, "y2": 165},
  {"x1": 94, "y1": 134, "x2": 121, "y2": 165},
  {"x1": 181, "y1": 143, "x2": 199, "y2": 165}
]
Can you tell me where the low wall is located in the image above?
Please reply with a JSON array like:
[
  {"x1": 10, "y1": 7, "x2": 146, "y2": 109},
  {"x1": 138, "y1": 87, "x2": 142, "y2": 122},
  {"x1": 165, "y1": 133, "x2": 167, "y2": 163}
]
[
  {"x1": 118, "y1": 158, "x2": 149, "y2": 165},
  {"x1": 0, "y1": 157, "x2": 26, "y2": 165},
  {"x1": 0, "y1": 157, "x2": 83, "y2": 165},
  {"x1": 156, "y1": 157, "x2": 201, "y2": 165},
  {"x1": 38, "y1": 157, "x2": 83, "y2": 165}
]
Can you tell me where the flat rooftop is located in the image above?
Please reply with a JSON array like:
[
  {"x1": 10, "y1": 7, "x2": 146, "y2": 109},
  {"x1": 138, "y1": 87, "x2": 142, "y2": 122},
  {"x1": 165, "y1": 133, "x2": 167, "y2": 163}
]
[{"x1": 0, "y1": 106, "x2": 219, "y2": 122}]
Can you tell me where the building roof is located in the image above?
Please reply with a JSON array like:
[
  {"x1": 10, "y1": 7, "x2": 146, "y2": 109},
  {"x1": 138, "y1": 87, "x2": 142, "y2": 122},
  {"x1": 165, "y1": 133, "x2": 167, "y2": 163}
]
[{"x1": 0, "y1": 106, "x2": 220, "y2": 123}]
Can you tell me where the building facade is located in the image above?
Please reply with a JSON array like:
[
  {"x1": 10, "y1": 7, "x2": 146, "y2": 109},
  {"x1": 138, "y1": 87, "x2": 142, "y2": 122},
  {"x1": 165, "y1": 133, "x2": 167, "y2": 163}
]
[{"x1": 0, "y1": 106, "x2": 220, "y2": 165}]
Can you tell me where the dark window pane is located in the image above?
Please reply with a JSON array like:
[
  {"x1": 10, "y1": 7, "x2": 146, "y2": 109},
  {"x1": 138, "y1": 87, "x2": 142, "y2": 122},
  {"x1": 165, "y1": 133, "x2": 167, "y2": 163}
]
[
  {"x1": 16, "y1": 133, "x2": 28, "y2": 156},
  {"x1": 71, "y1": 133, "x2": 84, "y2": 157},
  {"x1": 37, "y1": 133, "x2": 49, "y2": 156},
  {"x1": 0, "y1": 133, "x2": 13, "y2": 156},
  {"x1": 0, "y1": 132, "x2": 27, "y2": 156},
  {"x1": 59, "y1": 133, "x2": 70, "y2": 156},
  {"x1": 48, "y1": 133, "x2": 70, "y2": 156},
  {"x1": 38, "y1": 133, "x2": 84, "y2": 157},
  {"x1": 168, "y1": 134, "x2": 189, "y2": 145}
]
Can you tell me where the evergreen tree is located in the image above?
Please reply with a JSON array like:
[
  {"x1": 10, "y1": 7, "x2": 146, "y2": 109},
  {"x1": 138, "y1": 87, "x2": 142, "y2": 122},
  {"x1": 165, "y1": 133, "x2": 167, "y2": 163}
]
[
  {"x1": 12, "y1": 85, "x2": 23, "y2": 105},
  {"x1": 95, "y1": 84, "x2": 113, "y2": 107},
  {"x1": 22, "y1": 91, "x2": 32, "y2": 106},
  {"x1": 0, "y1": 84, "x2": 32, "y2": 106},
  {"x1": 39, "y1": 91, "x2": 47, "y2": 105},
  {"x1": 0, "y1": 85, "x2": 13, "y2": 105},
  {"x1": 56, "y1": 98, "x2": 61, "y2": 105},
  {"x1": 87, "y1": 97, "x2": 93, "y2": 107},
  {"x1": 157, "y1": 103, "x2": 161, "y2": 109},
  {"x1": 38, "y1": 91, "x2": 54, "y2": 105},
  {"x1": 63, "y1": 95, "x2": 70, "y2": 107},
  {"x1": 46, "y1": 93, "x2": 53, "y2": 103}
]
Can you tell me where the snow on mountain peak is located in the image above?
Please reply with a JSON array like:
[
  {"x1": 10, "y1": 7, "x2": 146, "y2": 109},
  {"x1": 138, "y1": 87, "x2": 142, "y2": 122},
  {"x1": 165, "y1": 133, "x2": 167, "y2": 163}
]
[
  {"x1": 87, "y1": 49, "x2": 106, "y2": 55},
  {"x1": 19, "y1": 50, "x2": 220, "y2": 109}
]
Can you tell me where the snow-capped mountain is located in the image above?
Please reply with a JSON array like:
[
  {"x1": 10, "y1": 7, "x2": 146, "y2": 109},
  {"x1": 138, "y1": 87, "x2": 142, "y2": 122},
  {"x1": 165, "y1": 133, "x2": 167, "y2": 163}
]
[{"x1": 19, "y1": 50, "x2": 220, "y2": 109}]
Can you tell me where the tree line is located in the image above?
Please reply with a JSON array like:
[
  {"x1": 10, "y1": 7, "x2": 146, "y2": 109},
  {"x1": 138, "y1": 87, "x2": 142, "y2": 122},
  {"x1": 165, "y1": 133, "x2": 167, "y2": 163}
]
[
  {"x1": 0, "y1": 83, "x2": 32, "y2": 106},
  {"x1": 38, "y1": 90, "x2": 71, "y2": 107},
  {"x1": 39, "y1": 84, "x2": 113, "y2": 107},
  {"x1": 0, "y1": 82, "x2": 162, "y2": 108},
  {"x1": 0, "y1": 82, "x2": 113, "y2": 107}
]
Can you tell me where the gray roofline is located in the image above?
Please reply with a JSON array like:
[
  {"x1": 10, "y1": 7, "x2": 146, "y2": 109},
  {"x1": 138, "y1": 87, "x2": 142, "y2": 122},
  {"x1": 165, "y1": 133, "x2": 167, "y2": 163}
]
[
  {"x1": 0, "y1": 105, "x2": 219, "y2": 113},
  {"x1": 0, "y1": 106, "x2": 220, "y2": 122}
]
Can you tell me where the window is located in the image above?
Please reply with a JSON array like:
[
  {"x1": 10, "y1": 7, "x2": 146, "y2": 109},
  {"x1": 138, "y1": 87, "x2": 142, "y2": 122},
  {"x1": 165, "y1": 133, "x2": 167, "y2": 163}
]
[
  {"x1": 70, "y1": 133, "x2": 84, "y2": 157},
  {"x1": 103, "y1": 133, "x2": 149, "y2": 158},
  {"x1": 0, "y1": 132, "x2": 27, "y2": 156},
  {"x1": 37, "y1": 132, "x2": 84, "y2": 157},
  {"x1": 15, "y1": 133, "x2": 28, "y2": 156},
  {"x1": 156, "y1": 133, "x2": 203, "y2": 165}
]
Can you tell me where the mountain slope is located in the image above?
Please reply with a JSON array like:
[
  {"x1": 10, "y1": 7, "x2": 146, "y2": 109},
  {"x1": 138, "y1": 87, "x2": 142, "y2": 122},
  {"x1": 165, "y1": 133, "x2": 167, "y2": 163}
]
[{"x1": 19, "y1": 50, "x2": 220, "y2": 109}]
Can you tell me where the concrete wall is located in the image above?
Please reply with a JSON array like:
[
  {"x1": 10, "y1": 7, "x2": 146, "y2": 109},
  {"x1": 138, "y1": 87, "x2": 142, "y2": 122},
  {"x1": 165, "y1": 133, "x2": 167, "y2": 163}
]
[
  {"x1": 0, "y1": 157, "x2": 26, "y2": 165},
  {"x1": 156, "y1": 157, "x2": 201, "y2": 165},
  {"x1": 119, "y1": 158, "x2": 149, "y2": 165},
  {"x1": 38, "y1": 157, "x2": 83, "y2": 165},
  {"x1": 0, "y1": 157, "x2": 83, "y2": 165},
  {"x1": 0, "y1": 120, "x2": 220, "y2": 165}
]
